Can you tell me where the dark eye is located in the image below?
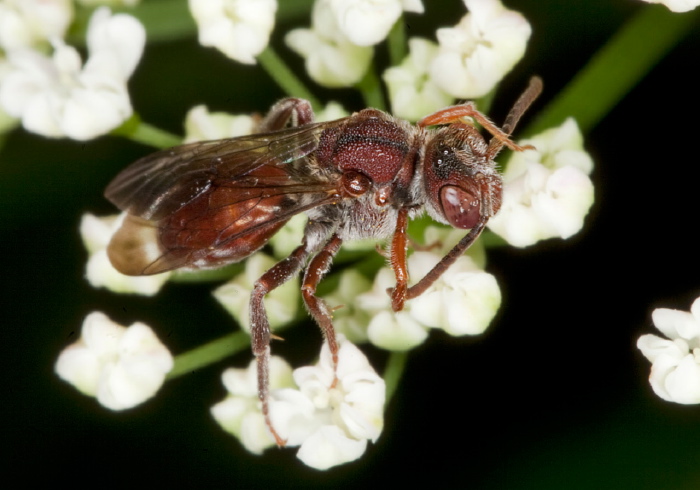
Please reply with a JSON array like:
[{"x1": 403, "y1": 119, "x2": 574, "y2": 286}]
[{"x1": 440, "y1": 185, "x2": 481, "y2": 229}]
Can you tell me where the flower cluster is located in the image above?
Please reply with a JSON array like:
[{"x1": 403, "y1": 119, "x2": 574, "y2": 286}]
[
  {"x1": 637, "y1": 297, "x2": 700, "y2": 404},
  {"x1": 55, "y1": 312, "x2": 173, "y2": 410},
  {"x1": 212, "y1": 337, "x2": 385, "y2": 469},
  {"x1": 487, "y1": 118, "x2": 594, "y2": 247},
  {"x1": 46, "y1": 0, "x2": 610, "y2": 472},
  {"x1": 0, "y1": 6, "x2": 145, "y2": 140},
  {"x1": 351, "y1": 226, "x2": 500, "y2": 350}
]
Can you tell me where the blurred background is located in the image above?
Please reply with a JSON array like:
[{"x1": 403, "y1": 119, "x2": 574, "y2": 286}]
[{"x1": 3, "y1": 0, "x2": 700, "y2": 487}]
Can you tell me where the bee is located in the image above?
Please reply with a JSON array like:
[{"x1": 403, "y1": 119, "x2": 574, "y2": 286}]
[{"x1": 105, "y1": 77, "x2": 542, "y2": 444}]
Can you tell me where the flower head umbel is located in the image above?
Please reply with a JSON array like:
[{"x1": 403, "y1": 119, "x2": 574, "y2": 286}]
[
  {"x1": 487, "y1": 118, "x2": 594, "y2": 247},
  {"x1": 286, "y1": 0, "x2": 373, "y2": 87},
  {"x1": 0, "y1": 7, "x2": 145, "y2": 140},
  {"x1": 328, "y1": 0, "x2": 424, "y2": 46},
  {"x1": 55, "y1": 312, "x2": 173, "y2": 410},
  {"x1": 189, "y1": 0, "x2": 277, "y2": 64},
  {"x1": 80, "y1": 213, "x2": 171, "y2": 296},
  {"x1": 637, "y1": 297, "x2": 700, "y2": 404},
  {"x1": 429, "y1": 0, "x2": 531, "y2": 99}
]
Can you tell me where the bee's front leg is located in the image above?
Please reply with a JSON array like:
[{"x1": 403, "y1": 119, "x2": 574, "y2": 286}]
[{"x1": 301, "y1": 234, "x2": 343, "y2": 386}]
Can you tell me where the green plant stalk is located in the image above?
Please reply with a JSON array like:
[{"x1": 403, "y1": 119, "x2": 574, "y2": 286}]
[
  {"x1": 168, "y1": 331, "x2": 251, "y2": 379},
  {"x1": 258, "y1": 48, "x2": 322, "y2": 111},
  {"x1": 384, "y1": 351, "x2": 408, "y2": 402},
  {"x1": 528, "y1": 6, "x2": 699, "y2": 135},
  {"x1": 112, "y1": 114, "x2": 181, "y2": 148},
  {"x1": 387, "y1": 19, "x2": 407, "y2": 67},
  {"x1": 356, "y1": 65, "x2": 387, "y2": 112}
]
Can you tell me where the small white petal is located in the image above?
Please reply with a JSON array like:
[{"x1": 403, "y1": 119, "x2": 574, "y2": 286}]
[
  {"x1": 183, "y1": 105, "x2": 255, "y2": 143},
  {"x1": 296, "y1": 425, "x2": 368, "y2": 470},
  {"x1": 0, "y1": 0, "x2": 73, "y2": 51},
  {"x1": 652, "y1": 307, "x2": 700, "y2": 342},
  {"x1": 329, "y1": 0, "x2": 402, "y2": 46},
  {"x1": 367, "y1": 310, "x2": 428, "y2": 350},
  {"x1": 637, "y1": 0, "x2": 699, "y2": 12},
  {"x1": 656, "y1": 355, "x2": 700, "y2": 404},
  {"x1": 637, "y1": 334, "x2": 685, "y2": 364}
]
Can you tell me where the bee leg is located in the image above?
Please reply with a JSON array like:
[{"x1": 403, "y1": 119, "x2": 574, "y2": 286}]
[
  {"x1": 389, "y1": 208, "x2": 410, "y2": 312},
  {"x1": 406, "y1": 215, "x2": 489, "y2": 301},
  {"x1": 250, "y1": 244, "x2": 310, "y2": 447},
  {"x1": 257, "y1": 98, "x2": 315, "y2": 132},
  {"x1": 301, "y1": 234, "x2": 343, "y2": 387}
]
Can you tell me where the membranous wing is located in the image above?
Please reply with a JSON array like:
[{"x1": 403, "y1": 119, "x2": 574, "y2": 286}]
[{"x1": 105, "y1": 119, "x2": 348, "y2": 275}]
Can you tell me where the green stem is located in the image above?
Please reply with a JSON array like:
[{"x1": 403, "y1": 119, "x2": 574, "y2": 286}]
[
  {"x1": 168, "y1": 331, "x2": 251, "y2": 379},
  {"x1": 387, "y1": 19, "x2": 407, "y2": 67},
  {"x1": 258, "y1": 47, "x2": 322, "y2": 110},
  {"x1": 356, "y1": 65, "x2": 387, "y2": 111},
  {"x1": 384, "y1": 351, "x2": 408, "y2": 402},
  {"x1": 111, "y1": 114, "x2": 181, "y2": 149},
  {"x1": 528, "y1": 6, "x2": 699, "y2": 135}
]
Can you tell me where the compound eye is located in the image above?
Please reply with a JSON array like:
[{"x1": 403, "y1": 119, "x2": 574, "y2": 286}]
[{"x1": 440, "y1": 185, "x2": 481, "y2": 229}]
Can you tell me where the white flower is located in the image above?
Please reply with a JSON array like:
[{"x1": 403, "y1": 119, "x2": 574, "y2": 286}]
[
  {"x1": 0, "y1": 0, "x2": 73, "y2": 51},
  {"x1": 429, "y1": 0, "x2": 531, "y2": 99},
  {"x1": 213, "y1": 253, "x2": 300, "y2": 333},
  {"x1": 357, "y1": 249, "x2": 500, "y2": 350},
  {"x1": 211, "y1": 356, "x2": 295, "y2": 454},
  {"x1": 383, "y1": 37, "x2": 453, "y2": 121},
  {"x1": 80, "y1": 213, "x2": 171, "y2": 296},
  {"x1": 55, "y1": 312, "x2": 173, "y2": 410},
  {"x1": 268, "y1": 213, "x2": 307, "y2": 259},
  {"x1": 638, "y1": 0, "x2": 699, "y2": 12},
  {"x1": 487, "y1": 118, "x2": 594, "y2": 247},
  {"x1": 329, "y1": 0, "x2": 424, "y2": 46},
  {"x1": 268, "y1": 337, "x2": 385, "y2": 469},
  {"x1": 315, "y1": 101, "x2": 349, "y2": 123},
  {"x1": 323, "y1": 269, "x2": 373, "y2": 343},
  {"x1": 183, "y1": 104, "x2": 255, "y2": 143},
  {"x1": 0, "y1": 7, "x2": 145, "y2": 140},
  {"x1": 286, "y1": 0, "x2": 373, "y2": 87},
  {"x1": 637, "y1": 297, "x2": 700, "y2": 404},
  {"x1": 188, "y1": 0, "x2": 277, "y2": 64}
]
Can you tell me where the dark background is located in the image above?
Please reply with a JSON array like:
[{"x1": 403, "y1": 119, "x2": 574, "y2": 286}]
[{"x1": 3, "y1": 0, "x2": 700, "y2": 487}]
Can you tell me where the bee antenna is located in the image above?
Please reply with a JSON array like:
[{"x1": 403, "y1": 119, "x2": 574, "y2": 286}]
[{"x1": 486, "y1": 76, "x2": 543, "y2": 159}]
